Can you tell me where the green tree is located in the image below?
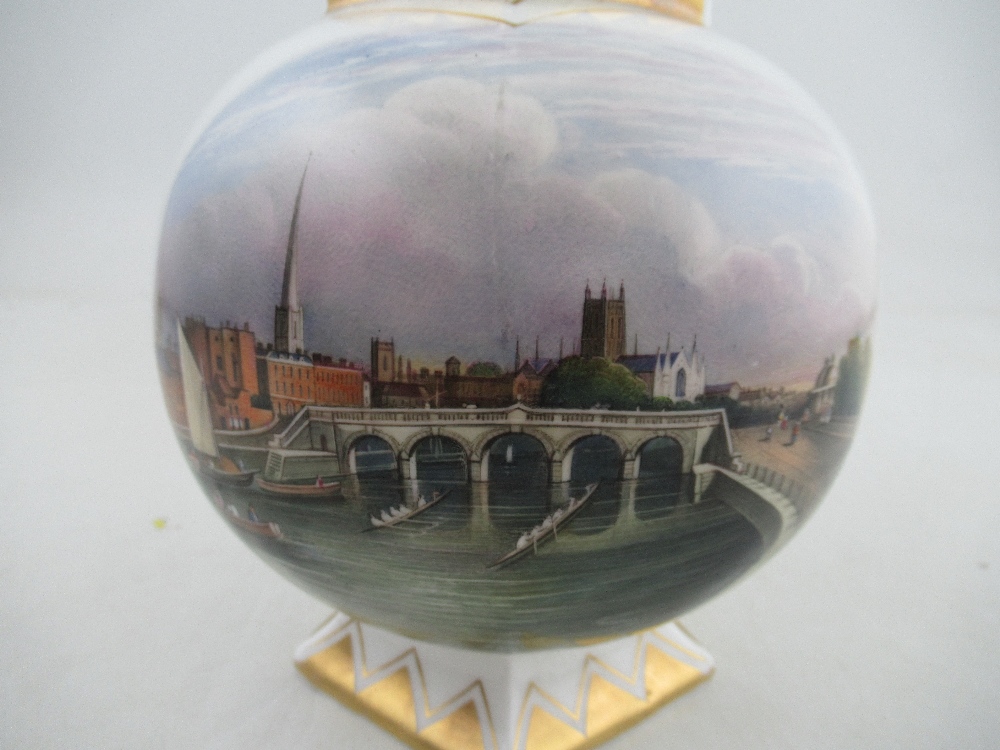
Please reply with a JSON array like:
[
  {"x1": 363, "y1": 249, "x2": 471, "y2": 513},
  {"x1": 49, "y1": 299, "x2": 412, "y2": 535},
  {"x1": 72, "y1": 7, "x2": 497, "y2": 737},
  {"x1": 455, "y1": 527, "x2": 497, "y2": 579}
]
[
  {"x1": 833, "y1": 335, "x2": 872, "y2": 417},
  {"x1": 541, "y1": 357, "x2": 649, "y2": 410},
  {"x1": 466, "y1": 361, "x2": 504, "y2": 378},
  {"x1": 695, "y1": 394, "x2": 756, "y2": 427}
]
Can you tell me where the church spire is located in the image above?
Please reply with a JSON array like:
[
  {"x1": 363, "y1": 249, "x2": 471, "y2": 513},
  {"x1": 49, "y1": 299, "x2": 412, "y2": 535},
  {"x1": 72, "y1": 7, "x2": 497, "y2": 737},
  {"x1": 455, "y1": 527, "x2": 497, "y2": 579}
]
[
  {"x1": 274, "y1": 154, "x2": 310, "y2": 354},
  {"x1": 281, "y1": 154, "x2": 310, "y2": 310},
  {"x1": 514, "y1": 336, "x2": 520, "y2": 371}
]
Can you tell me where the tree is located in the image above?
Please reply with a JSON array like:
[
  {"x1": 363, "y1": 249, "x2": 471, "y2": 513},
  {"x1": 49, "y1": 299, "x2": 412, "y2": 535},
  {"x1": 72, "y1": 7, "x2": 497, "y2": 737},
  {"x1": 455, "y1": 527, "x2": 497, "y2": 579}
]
[
  {"x1": 695, "y1": 394, "x2": 756, "y2": 427},
  {"x1": 466, "y1": 361, "x2": 504, "y2": 378},
  {"x1": 541, "y1": 357, "x2": 649, "y2": 410},
  {"x1": 833, "y1": 335, "x2": 872, "y2": 417}
]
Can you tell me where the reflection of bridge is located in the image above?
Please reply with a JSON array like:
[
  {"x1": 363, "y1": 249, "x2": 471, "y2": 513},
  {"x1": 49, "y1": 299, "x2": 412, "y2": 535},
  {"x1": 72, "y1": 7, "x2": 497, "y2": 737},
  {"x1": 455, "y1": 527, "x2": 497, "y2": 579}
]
[{"x1": 271, "y1": 404, "x2": 735, "y2": 483}]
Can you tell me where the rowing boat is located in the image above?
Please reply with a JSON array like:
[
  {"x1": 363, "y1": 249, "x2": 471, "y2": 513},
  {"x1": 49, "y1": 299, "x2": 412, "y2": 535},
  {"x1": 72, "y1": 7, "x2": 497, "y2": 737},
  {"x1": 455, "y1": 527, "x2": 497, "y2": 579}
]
[
  {"x1": 486, "y1": 483, "x2": 599, "y2": 570},
  {"x1": 367, "y1": 489, "x2": 453, "y2": 530}
]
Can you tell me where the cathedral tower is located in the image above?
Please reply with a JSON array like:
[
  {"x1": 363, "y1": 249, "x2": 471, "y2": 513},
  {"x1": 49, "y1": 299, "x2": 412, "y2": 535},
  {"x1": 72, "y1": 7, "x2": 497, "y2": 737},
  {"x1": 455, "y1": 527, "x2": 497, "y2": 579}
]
[
  {"x1": 580, "y1": 280, "x2": 627, "y2": 360},
  {"x1": 274, "y1": 160, "x2": 309, "y2": 354},
  {"x1": 370, "y1": 337, "x2": 396, "y2": 383}
]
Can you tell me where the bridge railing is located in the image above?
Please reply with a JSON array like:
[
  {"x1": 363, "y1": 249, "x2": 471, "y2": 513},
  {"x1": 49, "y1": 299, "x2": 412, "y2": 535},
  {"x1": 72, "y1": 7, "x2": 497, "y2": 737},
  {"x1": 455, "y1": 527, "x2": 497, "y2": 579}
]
[
  {"x1": 740, "y1": 461, "x2": 814, "y2": 504},
  {"x1": 270, "y1": 406, "x2": 313, "y2": 447},
  {"x1": 299, "y1": 404, "x2": 727, "y2": 428}
]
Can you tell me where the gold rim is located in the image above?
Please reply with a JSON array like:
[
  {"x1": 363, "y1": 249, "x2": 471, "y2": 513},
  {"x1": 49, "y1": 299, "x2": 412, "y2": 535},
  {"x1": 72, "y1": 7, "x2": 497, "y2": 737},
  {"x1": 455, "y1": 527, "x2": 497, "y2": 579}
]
[{"x1": 326, "y1": 0, "x2": 708, "y2": 26}]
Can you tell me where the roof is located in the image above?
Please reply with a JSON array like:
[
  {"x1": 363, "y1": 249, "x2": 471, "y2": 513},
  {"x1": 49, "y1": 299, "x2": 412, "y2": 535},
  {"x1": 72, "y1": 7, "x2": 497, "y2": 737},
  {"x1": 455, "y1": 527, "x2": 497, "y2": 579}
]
[
  {"x1": 518, "y1": 358, "x2": 556, "y2": 376},
  {"x1": 376, "y1": 382, "x2": 425, "y2": 398},
  {"x1": 617, "y1": 352, "x2": 681, "y2": 374},
  {"x1": 266, "y1": 351, "x2": 313, "y2": 365},
  {"x1": 704, "y1": 382, "x2": 739, "y2": 395}
]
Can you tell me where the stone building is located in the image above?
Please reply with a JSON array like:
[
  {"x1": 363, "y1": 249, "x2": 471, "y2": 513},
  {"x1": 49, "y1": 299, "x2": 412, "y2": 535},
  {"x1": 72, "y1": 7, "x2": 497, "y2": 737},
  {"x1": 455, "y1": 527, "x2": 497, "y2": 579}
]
[
  {"x1": 313, "y1": 354, "x2": 365, "y2": 408},
  {"x1": 704, "y1": 382, "x2": 742, "y2": 401},
  {"x1": 181, "y1": 317, "x2": 272, "y2": 430},
  {"x1": 512, "y1": 357, "x2": 557, "y2": 406},
  {"x1": 266, "y1": 351, "x2": 315, "y2": 417},
  {"x1": 370, "y1": 337, "x2": 397, "y2": 383},
  {"x1": 580, "y1": 280, "x2": 627, "y2": 360},
  {"x1": 618, "y1": 342, "x2": 705, "y2": 402}
]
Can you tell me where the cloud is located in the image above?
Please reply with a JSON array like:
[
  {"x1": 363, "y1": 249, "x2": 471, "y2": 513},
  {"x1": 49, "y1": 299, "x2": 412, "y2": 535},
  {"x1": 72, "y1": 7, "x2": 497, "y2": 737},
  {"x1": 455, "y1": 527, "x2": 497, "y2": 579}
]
[
  {"x1": 159, "y1": 67, "x2": 876, "y2": 386},
  {"x1": 589, "y1": 168, "x2": 723, "y2": 280}
]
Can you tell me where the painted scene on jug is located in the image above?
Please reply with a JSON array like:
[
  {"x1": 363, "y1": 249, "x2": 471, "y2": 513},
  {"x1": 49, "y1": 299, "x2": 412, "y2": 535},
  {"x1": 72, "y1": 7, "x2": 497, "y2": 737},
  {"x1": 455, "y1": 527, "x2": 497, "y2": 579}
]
[{"x1": 155, "y1": 16, "x2": 876, "y2": 649}]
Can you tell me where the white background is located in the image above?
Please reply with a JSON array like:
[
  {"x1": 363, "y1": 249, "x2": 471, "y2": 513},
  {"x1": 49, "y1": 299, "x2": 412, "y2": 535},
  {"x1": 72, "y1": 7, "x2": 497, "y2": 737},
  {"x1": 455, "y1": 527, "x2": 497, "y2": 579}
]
[{"x1": 1, "y1": 0, "x2": 997, "y2": 747}]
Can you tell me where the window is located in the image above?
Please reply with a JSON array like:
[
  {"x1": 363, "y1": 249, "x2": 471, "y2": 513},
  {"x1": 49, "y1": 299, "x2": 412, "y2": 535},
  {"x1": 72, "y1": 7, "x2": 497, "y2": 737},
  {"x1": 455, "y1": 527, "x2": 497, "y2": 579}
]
[{"x1": 675, "y1": 368, "x2": 687, "y2": 400}]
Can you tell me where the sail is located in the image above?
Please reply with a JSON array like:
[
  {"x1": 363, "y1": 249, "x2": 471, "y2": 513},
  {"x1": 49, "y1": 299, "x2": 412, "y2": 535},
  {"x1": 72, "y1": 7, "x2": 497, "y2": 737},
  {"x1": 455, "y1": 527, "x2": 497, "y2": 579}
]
[{"x1": 177, "y1": 321, "x2": 219, "y2": 458}]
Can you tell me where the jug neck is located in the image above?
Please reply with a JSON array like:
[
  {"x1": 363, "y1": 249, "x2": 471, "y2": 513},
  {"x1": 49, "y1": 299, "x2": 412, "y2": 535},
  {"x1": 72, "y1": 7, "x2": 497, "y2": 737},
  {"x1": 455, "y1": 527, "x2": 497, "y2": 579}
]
[{"x1": 326, "y1": 0, "x2": 709, "y2": 26}]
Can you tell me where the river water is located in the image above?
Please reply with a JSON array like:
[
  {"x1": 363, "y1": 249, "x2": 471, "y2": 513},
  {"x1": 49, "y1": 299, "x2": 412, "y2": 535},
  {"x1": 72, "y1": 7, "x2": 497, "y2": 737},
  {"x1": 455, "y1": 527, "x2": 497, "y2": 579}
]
[{"x1": 209, "y1": 435, "x2": 764, "y2": 650}]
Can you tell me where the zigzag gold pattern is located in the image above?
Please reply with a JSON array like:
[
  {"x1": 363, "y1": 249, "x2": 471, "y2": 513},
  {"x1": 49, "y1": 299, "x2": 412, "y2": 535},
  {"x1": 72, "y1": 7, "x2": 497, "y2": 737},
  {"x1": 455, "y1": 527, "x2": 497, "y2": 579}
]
[{"x1": 296, "y1": 616, "x2": 713, "y2": 750}]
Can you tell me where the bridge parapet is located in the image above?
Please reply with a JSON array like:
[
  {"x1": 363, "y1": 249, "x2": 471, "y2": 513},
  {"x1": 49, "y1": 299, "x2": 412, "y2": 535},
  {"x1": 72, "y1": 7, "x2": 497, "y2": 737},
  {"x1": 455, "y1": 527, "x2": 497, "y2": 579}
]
[
  {"x1": 284, "y1": 404, "x2": 725, "y2": 428},
  {"x1": 271, "y1": 403, "x2": 733, "y2": 482}
]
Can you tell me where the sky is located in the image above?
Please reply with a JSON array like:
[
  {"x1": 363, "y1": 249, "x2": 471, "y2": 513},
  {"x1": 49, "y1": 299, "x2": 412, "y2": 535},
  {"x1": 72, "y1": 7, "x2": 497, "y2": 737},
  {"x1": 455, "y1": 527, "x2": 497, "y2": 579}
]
[{"x1": 157, "y1": 11, "x2": 877, "y2": 387}]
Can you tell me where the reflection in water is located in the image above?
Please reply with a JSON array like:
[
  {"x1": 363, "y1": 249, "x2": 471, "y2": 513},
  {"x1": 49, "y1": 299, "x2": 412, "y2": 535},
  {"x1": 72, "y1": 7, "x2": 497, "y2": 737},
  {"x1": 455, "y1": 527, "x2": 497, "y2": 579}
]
[
  {"x1": 487, "y1": 434, "x2": 549, "y2": 533},
  {"x1": 210, "y1": 442, "x2": 766, "y2": 650},
  {"x1": 352, "y1": 435, "x2": 396, "y2": 473}
]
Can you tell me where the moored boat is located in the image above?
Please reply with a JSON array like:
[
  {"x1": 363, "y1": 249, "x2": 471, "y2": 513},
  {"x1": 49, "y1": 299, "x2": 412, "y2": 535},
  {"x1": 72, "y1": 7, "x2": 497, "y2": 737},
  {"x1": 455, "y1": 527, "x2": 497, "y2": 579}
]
[
  {"x1": 256, "y1": 476, "x2": 341, "y2": 497},
  {"x1": 256, "y1": 448, "x2": 343, "y2": 498},
  {"x1": 486, "y1": 483, "x2": 599, "y2": 570},
  {"x1": 178, "y1": 321, "x2": 256, "y2": 487},
  {"x1": 212, "y1": 493, "x2": 282, "y2": 538}
]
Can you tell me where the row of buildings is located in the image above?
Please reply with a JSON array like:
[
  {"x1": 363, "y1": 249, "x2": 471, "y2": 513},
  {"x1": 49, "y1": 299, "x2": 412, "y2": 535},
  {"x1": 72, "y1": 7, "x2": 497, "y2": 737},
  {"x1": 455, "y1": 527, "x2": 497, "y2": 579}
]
[
  {"x1": 366, "y1": 281, "x2": 709, "y2": 409},
  {"x1": 160, "y1": 160, "x2": 717, "y2": 430},
  {"x1": 159, "y1": 317, "x2": 369, "y2": 431}
]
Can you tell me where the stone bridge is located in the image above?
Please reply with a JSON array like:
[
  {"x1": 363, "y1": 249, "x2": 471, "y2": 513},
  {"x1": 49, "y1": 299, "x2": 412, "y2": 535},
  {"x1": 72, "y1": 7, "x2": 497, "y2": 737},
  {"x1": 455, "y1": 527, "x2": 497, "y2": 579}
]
[{"x1": 271, "y1": 404, "x2": 734, "y2": 483}]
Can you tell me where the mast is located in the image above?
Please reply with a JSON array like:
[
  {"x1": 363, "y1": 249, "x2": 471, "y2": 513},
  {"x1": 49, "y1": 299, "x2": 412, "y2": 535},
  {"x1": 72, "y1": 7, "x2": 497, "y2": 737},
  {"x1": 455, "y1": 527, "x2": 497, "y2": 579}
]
[{"x1": 178, "y1": 321, "x2": 219, "y2": 458}]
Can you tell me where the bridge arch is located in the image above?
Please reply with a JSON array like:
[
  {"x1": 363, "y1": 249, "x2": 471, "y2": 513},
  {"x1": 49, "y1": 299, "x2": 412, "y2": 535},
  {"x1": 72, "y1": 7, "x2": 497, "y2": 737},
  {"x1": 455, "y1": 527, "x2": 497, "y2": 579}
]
[
  {"x1": 343, "y1": 431, "x2": 400, "y2": 475},
  {"x1": 473, "y1": 431, "x2": 550, "y2": 484},
  {"x1": 400, "y1": 429, "x2": 474, "y2": 459},
  {"x1": 470, "y1": 426, "x2": 556, "y2": 462},
  {"x1": 634, "y1": 435, "x2": 685, "y2": 478},
  {"x1": 558, "y1": 432, "x2": 626, "y2": 484},
  {"x1": 403, "y1": 431, "x2": 472, "y2": 481},
  {"x1": 633, "y1": 435, "x2": 688, "y2": 520}
]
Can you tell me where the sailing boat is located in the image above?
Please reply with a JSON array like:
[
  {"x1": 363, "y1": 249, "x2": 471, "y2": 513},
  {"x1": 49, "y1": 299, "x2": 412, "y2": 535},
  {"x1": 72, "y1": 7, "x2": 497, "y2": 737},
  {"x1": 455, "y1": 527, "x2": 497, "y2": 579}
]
[
  {"x1": 505, "y1": 444, "x2": 514, "y2": 464},
  {"x1": 178, "y1": 321, "x2": 255, "y2": 487}
]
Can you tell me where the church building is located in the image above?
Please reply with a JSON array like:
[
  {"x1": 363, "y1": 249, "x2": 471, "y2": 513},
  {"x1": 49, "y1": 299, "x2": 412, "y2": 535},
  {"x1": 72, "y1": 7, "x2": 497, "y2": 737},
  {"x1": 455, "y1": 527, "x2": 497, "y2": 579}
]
[
  {"x1": 580, "y1": 280, "x2": 627, "y2": 360},
  {"x1": 617, "y1": 340, "x2": 706, "y2": 402}
]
